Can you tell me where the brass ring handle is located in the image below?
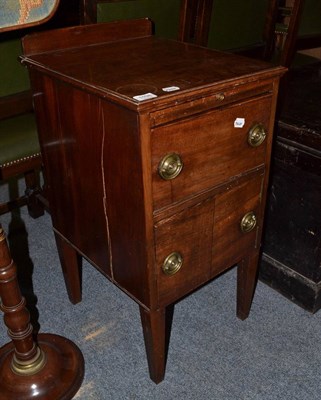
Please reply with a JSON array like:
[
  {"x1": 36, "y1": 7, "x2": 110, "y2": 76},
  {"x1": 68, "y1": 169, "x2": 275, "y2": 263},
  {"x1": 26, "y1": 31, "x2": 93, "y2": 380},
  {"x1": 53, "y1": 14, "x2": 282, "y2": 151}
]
[
  {"x1": 158, "y1": 153, "x2": 183, "y2": 180},
  {"x1": 248, "y1": 123, "x2": 267, "y2": 147},
  {"x1": 240, "y1": 211, "x2": 257, "y2": 233},
  {"x1": 162, "y1": 252, "x2": 183, "y2": 276}
]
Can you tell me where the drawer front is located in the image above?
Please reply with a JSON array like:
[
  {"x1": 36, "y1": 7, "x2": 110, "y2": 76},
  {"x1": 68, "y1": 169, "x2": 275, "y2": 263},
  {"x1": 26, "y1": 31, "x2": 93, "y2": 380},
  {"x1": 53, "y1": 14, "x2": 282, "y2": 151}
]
[
  {"x1": 212, "y1": 173, "x2": 263, "y2": 272},
  {"x1": 152, "y1": 95, "x2": 272, "y2": 210},
  {"x1": 150, "y1": 82, "x2": 273, "y2": 127},
  {"x1": 155, "y1": 198, "x2": 214, "y2": 307},
  {"x1": 155, "y1": 174, "x2": 263, "y2": 306}
]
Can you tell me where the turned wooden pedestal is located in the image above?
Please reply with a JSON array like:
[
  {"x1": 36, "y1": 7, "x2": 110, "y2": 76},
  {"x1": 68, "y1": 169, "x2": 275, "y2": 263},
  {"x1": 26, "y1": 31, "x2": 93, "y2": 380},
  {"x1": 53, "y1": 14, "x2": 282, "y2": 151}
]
[{"x1": 0, "y1": 225, "x2": 84, "y2": 399}]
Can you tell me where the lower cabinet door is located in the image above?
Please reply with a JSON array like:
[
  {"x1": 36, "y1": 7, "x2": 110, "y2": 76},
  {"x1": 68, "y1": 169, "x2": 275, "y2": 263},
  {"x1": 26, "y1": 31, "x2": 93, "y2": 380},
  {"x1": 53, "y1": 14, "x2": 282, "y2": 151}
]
[
  {"x1": 154, "y1": 198, "x2": 215, "y2": 306},
  {"x1": 212, "y1": 173, "x2": 264, "y2": 273},
  {"x1": 154, "y1": 173, "x2": 264, "y2": 306}
]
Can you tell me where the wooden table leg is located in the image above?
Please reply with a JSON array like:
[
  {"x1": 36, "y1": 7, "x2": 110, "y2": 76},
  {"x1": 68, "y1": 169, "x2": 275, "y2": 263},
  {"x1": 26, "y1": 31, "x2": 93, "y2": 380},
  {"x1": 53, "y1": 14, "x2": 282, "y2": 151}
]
[
  {"x1": 236, "y1": 252, "x2": 259, "y2": 320},
  {"x1": 139, "y1": 305, "x2": 174, "y2": 384},
  {"x1": 0, "y1": 225, "x2": 84, "y2": 399},
  {"x1": 54, "y1": 232, "x2": 82, "y2": 304}
]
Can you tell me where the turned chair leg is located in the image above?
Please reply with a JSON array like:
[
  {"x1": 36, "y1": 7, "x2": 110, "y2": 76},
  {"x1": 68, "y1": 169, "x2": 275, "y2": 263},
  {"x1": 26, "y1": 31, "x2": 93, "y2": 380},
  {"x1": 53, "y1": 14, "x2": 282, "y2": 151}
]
[
  {"x1": 24, "y1": 169, "x2": 45, "y2": 219},
  {"x1": 0, "y1": 224, "x2": 84, "y2": 399}
]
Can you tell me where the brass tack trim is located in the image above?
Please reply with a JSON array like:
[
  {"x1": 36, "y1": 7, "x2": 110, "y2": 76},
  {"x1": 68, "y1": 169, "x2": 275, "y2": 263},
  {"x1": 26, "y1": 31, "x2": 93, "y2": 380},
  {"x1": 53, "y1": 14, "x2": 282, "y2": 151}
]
[{"x1": 0, "y1": 152, "x2": 41, "y2": 168}]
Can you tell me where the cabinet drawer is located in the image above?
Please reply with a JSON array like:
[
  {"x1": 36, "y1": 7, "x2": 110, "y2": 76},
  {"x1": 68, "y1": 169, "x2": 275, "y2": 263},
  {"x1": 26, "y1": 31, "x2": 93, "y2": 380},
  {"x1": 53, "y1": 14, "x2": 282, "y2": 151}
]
[{"x1": 152, "y1": 95, "x2": 272, "y2": 210}]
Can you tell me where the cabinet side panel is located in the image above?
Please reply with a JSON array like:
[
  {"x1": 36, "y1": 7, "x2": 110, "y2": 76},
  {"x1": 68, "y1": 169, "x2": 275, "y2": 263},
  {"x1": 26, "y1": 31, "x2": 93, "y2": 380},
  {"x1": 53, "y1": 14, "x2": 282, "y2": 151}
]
[
  {"x1": 101, "y1": 102, "x2": 151, "y2": 307},
  {"x1": 31, "y1": 73, "x2": 111, "y2": 276}
]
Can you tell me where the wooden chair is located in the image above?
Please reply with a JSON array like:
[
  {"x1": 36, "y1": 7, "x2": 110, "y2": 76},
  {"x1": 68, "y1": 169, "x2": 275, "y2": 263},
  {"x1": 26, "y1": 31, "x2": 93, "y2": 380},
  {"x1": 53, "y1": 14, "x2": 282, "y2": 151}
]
[
  {"x1": 178, "y1": 0, "x2": 214, "y2": 46},
  {"x1": 262, "y1": 0, "x2": 306, "y2": 67},
  {"x1": 0, "y1": 0, "x2": 83, "y2": 218},
  {"x1": 0, "y1": 91, "x2": 45, "y2": 218},
  {"x1": 180, "y1": 0, "x2": 321, "y2": 67}
]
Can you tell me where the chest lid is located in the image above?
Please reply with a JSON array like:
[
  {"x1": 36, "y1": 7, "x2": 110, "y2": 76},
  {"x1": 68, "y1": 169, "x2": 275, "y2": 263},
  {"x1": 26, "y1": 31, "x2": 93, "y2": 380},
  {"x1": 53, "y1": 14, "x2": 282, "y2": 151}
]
[
  {"x1": 21, "y1": 19, "x2": 285, "y2": 111},
  {"x1": 278, "y1": 62, "x2": 321, "y2": 152}
]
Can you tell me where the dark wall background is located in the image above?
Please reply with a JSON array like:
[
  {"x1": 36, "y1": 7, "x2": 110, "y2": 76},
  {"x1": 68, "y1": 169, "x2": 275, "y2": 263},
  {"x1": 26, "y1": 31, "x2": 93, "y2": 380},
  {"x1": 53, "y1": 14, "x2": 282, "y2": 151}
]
[{"x1": 1, "y1": 0, "x2": 320, "y2": 97}]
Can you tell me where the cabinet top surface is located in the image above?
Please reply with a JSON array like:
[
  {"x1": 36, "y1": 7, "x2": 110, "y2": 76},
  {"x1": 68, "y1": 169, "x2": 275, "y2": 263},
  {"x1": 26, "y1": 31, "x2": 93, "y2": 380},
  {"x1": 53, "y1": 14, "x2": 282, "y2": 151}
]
[{"x1": 22, "y1": 36, "x2": 284, "y2": 108}]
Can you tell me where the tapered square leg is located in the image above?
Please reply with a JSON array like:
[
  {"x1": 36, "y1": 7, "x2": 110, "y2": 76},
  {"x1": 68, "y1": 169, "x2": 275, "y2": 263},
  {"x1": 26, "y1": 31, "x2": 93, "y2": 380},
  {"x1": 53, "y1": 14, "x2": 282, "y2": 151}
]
[
  {"x1": 237, "y1": 252, "x2": 259, "y2": 320},
  {"x1": 139, "y1": 305, "x2": 174, "y2": 384},
  {"x1": 54, "y1": 233, "x2": 82, "y2": 304}
]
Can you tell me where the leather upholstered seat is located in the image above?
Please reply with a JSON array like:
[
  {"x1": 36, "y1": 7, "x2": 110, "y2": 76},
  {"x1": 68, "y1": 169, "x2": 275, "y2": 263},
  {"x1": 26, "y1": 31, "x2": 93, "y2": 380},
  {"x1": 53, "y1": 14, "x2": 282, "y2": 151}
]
[{"x1": 0, "y1": 107, "x2": 44, "y2": 218}]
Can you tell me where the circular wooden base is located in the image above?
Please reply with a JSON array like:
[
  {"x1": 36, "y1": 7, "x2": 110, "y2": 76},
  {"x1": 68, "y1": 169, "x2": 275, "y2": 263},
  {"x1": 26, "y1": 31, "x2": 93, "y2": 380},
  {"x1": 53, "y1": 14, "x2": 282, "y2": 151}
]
[{"x1": 0, "y1": 333, "x2": 84, "y2": 400}]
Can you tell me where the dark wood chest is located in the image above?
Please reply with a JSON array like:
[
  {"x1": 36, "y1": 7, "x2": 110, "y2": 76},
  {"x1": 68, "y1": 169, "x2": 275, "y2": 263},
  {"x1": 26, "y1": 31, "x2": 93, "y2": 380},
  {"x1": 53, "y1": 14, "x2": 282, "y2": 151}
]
[
  {"x1": 260, "y1": 62, "x2": 321, "y2": 313},
  {"x1": 21, "y1": 20, "x2": 284, "y2": 382}
]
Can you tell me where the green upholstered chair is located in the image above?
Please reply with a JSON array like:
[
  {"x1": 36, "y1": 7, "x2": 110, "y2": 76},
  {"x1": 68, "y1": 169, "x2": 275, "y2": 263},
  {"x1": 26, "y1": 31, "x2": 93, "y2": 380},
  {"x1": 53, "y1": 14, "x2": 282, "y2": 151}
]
[
  {"x1": 0, "y1": 92, "x2": 44, "y2": 218},
  {"x1": 0, "y1": 0, "x2": 63, "y2": 218},
  {"x1": 0, "y1": 0, "x2": 83, "y2": 218}
]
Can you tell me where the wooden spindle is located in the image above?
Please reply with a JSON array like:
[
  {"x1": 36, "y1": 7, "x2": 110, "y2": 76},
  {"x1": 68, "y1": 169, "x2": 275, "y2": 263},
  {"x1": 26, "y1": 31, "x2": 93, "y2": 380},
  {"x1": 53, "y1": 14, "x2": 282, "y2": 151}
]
[{"x1": 0, "y1": 224, "x2": 84, "y2": 399}]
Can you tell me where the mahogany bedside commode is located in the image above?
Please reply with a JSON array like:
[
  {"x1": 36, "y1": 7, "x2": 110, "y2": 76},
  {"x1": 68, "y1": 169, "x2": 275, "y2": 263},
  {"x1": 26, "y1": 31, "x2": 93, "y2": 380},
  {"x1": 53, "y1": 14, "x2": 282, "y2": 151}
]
[{"x1": 21, "y1": 19, "x2": 285, "y2": 383}]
